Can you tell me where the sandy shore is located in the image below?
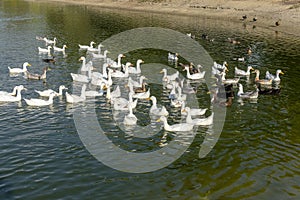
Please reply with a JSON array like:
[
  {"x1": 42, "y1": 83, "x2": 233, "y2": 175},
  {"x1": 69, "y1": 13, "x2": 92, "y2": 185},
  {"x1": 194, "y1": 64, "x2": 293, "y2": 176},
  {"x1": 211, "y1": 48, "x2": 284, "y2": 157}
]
[{"x1": 27, "y1": 0, "x2": 300, "y2": 37}]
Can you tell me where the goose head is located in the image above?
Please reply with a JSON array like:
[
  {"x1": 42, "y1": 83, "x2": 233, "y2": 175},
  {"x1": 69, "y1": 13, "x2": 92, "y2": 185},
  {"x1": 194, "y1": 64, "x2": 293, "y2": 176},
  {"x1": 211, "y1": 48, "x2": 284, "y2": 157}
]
[
  {"x1": 79, "y1": 56, "x2": 86, "y2": 62},
  {"x1": 160, "y1": 68, "x2": 167, "y2": 74},
  {"x1": 22, "y1": 62, "x2": 31, "y2": 71},
  {"x1": 137, "y1": 59, "x2": 144, "y2": 65},
  {"x1": 90, "y1": 41, "x2": 95, "y2": 47},
  {"x1": 276, "y1": 69, "x2": 284, "y2": 76}
]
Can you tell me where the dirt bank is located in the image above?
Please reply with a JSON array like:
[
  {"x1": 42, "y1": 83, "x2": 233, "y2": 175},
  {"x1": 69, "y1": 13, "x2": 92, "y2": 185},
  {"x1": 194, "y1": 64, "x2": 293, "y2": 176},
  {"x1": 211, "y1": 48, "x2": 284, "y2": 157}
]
[{"x1": 26, "y1": 0, "x2": 300, "y2": 37}]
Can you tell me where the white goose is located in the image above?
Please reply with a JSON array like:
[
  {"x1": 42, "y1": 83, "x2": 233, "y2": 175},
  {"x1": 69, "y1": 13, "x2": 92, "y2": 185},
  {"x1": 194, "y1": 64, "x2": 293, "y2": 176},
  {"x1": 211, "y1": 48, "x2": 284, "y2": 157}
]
[
  {"x1": 168, "y1": 52, "x2": 178, "y2": 61},
  {"x1": 70, "y1": 66, "x2": 92, "y2": 83},
  {"x1": 108, "y1": 54, "x2": 125, "y2": 68},
  {"x1": 111, "y1": 62, "x2": 132, "y2": 78},
  {"x1": 132, "y1": 88, "x2": 150, "y2": 99},
  {"x1": 128, "y1": 76, "x2": 147, "y2": 88},
  {"x1": 38, "y1": 46, "x2": 52, "y2": 54},
  {"x1": 79, "y1": 41, "x2": 95, "y2": 49},
  {"x1": 85, "y1": 83, "x2": 107, "y2": 97},
  {"x1": 53, "y1": 44, "x2": 67, "y2": 53},
  {"x1": 150, "y1": 96, "x2": 169, "y2": 116},
  {"x1": 221, "y1": 72, "x2": 240, "y2": 84},
  {"x1": 35, "y1": 85, "x2": 67, "y2": 97},
  {"x1": 265, "y1": 69, "x2": 284, "y2": 82},
  {"x1": 168, "y1": 81, "x2": 179, "y2": 100},
  {"x1": 176, "y1": 86, "x2": 187, "y2": 101},
  {"x1": 157, "y1": 116, "x2": 194, "y2": 132},
  {"x1": 0, "y1": 86, "x2": 18, "y2": 96},
  {"x1": 8, "y1": 62, "x2": 31, "y2": 74},
  {"x1": 185, "y1": 108, "x2": 214, "y2": 126},
  {"x1": 24, "y1": 92, "x2": 56, "y2": 106},
  {"x1": 91, "y1": 68, "x2": 113, "y2": 87},
  {"x1": 170, "y1": 99, "x2": 184, "y2": 108},
  {"x1": 87, "y1": 43, "x2": 104, "y2": 52},
  {"x1": 106, "y1": 85, "x2": 121, "y2": 102},
  {"x1": 212, "y1": 61, "x2": 228, "y2": 76},
  {"x1": 180, "y1": 101, "x2": 207, "y2": 116},
  {"x1": 79, "y1": 56, "x2": 94, "y2": 72},
  {"x1": 65, "y1": 84, "x2": 87, "y2": 103},
  {"x1": 0, "y1": 85, "x2": 26, "y2": 102},
  {"x1": 123, "y1": 103, "x2": 137, "y2": 126},
  {"x1": 179, "y1": 79, "x2": 196, "y2": 94},
  {"x1": 91, "y1": 63, "x2": 109, "y2": 80},
  {"x1": 43, "y1": 37, "x2": 57, "y2": 45},
  {"x1": 128, "y1": 59, "x2": 144, "y2": 74},
  {"x1": 160, "y1": 68, "x2": 179, "y2": 82},
  {"x1": 114, "y1": 92, "x2": 138, "y2": 111},
  {"x1": 237, "y1": 83, "x2": 258, "y2": 99},
  {"x1": 92, "y1": 50, "x2": 109, "y2": 59},
  {"x1": 183, "y1": 66, "x2": 205, "y2": 80},
  {"x1": 235, "y1": 66, "x2": 254, "y2": 76}
]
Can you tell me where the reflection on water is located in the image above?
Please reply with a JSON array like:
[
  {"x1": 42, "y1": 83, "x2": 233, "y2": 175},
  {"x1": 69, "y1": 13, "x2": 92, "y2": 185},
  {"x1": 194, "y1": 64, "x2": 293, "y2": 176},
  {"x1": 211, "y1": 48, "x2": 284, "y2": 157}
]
[{"x1": 0, "y1": 0, "x2": 299, "y2": 199}]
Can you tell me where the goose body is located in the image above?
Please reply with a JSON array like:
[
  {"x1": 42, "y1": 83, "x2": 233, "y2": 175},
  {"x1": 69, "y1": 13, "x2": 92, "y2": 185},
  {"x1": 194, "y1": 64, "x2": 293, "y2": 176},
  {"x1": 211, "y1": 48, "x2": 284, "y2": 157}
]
[
  {"x1": 168, "y1": 81, "x2": 179, "y2": 100},
  {"x1": 221, "y1": 72, "x2": 240, "y2": 84},
  {"x1": 128, "y1": 59, "x2": 144, "y2": 74},
  {"x1": 265, "y1": 69, "x2": 284, "y2": 82},
  {"x1": 65, "y1": 84, "x2": 86, "y2": 103},
  {"x1": 79, "y1": 41, "x2": 95, "y2": 49},
  {"x1": 150, "y1": 96, "x2": 169, "y2": 116},
  {"x1": 70, "y1": 73, "x2": 90, "y2": 83},
  {"x1": 184, "y1": 66, "x2": 205, "y2": 80},
  {"x1": 71, "y1": 65, "x2": 92, "y2": 83},
  {"x1": 24, "y1": 92, "x2": 56, "y2": 106},
  {"x1": 168, "y1": 52, "x2": 178, "y2": 61},
  {"x1": 235, "y1": 66, "x2": 254, "y2": 76},
  {"x1": 79, "y1": 57, "x2": 94, "y2": 72},
  {"x1": 43, "y1": 37, "x2": 57, "y2": 45},
  {"x1": 170, "y1": 99, "x2": 184, "y2": 108},
  {"x1": 128, "y1": 76, "x2": 147, "y2": 88},
  {"x1": 123, "y1": 104, "x2": 137, "y2": 126},
  {"x1": 212, "y1": 61, "x2": 228, "y2": 76},
  {"x1": 85, "y1": 90, "x2": 104, "y2": 97},
  {"x1": 91, "y1": 67, "x2": 112, "y2": 87},
  {"x1": 106, "y1": 85, "x2": 121, "y2": 102},
  {"x1": 134, "y1": 82, "x2": 148, "y2": 93},
  {"x1": 92, "y1": 50, "x2": 109, "y2": 59},
  {"x1": 157, "y1": 116, "x2": 194, "y2": 132},
  {"x1": 87, "y1": 43, "x2": 103, "y2": 52},
  {"x1": 53, "y1": 44, "x2": 67, "y2": 53},
  {"x1": 185, "y1": 108, "x2": 214, "y2": 126},
  {"x1": 108, "y1": 54, "x2": 125, "y2": 68},
  {"x1": 160, "y1": 68, "x2": 179, "y2": 82},
  {"x1": 0, "y1": 86, "x2": 18, "y2": 96},
  {"x1": 132, "y1": 88, "x2": 150, "y2": 99},
  {"x1": 35, "y1": 85, "x2": 67, "y2": 97},
  {"x1": 253, "y1": 69, "x2": 272, "y2": 85},
  {"x1": 8, "y1": 62, "x2": 31, "y2": 74},
  {"x1": 180, "y1": 101, "x2": 207, "y2": 116},
  {"x1": 85, "y1": 83, "x2": 106, "y2": 97},
  {"x1": 114, "y1": 92, "x2": 138, "y2": 111},
  {"x1": 176, "y1": 86, "x2": 187, "y2": 101},
  {"x1": 237, "y1": 83, "x2": 258, "y2": 99},
  {"x1": 25, "y1": 67, "x2": 49, "y2": 80},
  {"x1": 38, "y1": 46, "x2": 52, "y2": 54},
  {"x1": 111, "y1": 62, "x2": 131, "y2": 78},
  {"x1": 0, "y1": 85, "x2": 26, "y2": 102}
]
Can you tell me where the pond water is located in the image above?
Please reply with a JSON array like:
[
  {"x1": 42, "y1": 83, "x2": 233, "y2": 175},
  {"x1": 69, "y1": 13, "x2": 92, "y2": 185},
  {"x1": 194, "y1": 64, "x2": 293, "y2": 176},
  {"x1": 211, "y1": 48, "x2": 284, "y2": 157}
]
[{"x1": 0, "y1": 0, "x2": 299, "y2": 199}]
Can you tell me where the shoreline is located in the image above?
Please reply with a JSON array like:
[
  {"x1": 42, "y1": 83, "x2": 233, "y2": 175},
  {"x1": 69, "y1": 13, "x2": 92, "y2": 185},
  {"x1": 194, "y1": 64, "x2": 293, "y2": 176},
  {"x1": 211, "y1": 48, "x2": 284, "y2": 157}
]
[{"x1": 26, "y1": 0, "x2": 300, "y2": 37}]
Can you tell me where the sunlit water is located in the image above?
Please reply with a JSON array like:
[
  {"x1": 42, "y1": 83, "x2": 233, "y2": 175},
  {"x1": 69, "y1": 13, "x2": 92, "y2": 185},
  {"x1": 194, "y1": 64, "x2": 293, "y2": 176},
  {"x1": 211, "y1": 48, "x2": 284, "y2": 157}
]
[{"x1": 0, "y1": 0, "x2": 299, "y2": 199}]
